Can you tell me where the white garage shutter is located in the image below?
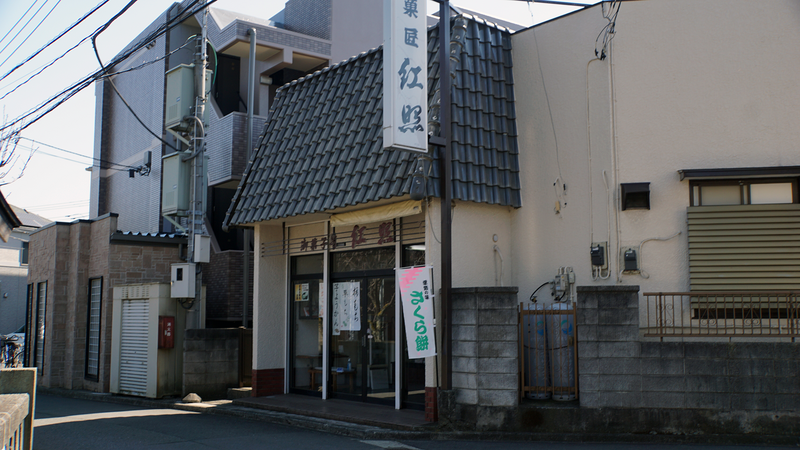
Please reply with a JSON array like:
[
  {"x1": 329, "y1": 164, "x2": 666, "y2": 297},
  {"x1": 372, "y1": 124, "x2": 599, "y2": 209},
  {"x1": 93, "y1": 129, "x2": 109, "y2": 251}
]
[{"x1": 119, "y1": 299, "x2": 149, "y2": 396}]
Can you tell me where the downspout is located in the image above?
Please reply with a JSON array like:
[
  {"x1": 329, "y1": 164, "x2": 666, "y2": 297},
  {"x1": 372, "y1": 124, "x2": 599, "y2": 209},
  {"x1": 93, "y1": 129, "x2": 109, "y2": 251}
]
[{"x1": 243, "y1": 28, "x2": 256, "y2": 328}]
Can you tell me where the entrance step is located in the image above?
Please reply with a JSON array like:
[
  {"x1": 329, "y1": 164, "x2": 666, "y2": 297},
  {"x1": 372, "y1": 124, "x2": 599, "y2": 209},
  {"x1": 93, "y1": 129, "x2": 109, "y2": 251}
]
[{"x1": 227, "y1": 387, "x2": 252, "y2": 400}]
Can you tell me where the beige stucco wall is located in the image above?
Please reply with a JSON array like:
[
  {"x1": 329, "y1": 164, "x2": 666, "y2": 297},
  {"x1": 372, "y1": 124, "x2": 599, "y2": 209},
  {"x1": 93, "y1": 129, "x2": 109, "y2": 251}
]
[
  {"x1": 511, "y1": 0, "x2": 800, "y2": 301},
  {"x1": 253, "y1": 223, "x2": 287, "y2": 372}
]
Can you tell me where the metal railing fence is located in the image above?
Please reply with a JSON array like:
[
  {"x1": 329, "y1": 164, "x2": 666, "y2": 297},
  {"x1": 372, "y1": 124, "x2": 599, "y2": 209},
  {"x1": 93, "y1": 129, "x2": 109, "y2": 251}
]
[{"x1": 643, "y1": 292, "x2": 800, "y2": 338}]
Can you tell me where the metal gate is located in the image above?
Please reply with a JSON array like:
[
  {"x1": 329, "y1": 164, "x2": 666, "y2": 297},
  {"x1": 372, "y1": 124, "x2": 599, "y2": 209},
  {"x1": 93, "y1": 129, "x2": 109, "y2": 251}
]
[
  {"x1": 119, "y1": 298, "x2": 148, "y2": 396},
  {"x1": 519, "y1": 303, "x2": 578, "y2": 401}
]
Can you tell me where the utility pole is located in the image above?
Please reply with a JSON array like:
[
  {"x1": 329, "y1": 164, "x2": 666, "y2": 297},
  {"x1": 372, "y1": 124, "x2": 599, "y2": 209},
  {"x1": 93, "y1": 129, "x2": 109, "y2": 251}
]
[
  {"x1": 187, "y1": 1, "x2": 209, "y2": 329},
  {"x1": 437, "y1": 0, "x2": 453, "y2": 392}
]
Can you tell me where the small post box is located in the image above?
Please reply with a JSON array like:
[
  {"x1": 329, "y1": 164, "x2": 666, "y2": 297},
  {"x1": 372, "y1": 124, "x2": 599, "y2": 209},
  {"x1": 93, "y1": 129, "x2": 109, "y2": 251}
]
[{"x1": 158, "y1": 316, "x2": 175, "y2": 349}]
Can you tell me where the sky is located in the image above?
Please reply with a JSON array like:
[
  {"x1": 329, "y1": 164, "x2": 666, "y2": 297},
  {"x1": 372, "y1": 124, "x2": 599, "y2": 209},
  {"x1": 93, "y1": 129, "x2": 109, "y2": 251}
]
[{"x1": 0, "y1": 0, "x2": 594, "y2": 223}]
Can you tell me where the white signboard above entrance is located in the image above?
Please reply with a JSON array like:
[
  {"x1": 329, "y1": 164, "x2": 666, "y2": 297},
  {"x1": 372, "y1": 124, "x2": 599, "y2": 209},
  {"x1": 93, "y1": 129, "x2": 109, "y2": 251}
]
[
  {"x1": 397, "y1": 265, "x2": 436, "y2": 359},
  {"x1": 383, "y1": 0, "x2": 428, "y2": 154}
]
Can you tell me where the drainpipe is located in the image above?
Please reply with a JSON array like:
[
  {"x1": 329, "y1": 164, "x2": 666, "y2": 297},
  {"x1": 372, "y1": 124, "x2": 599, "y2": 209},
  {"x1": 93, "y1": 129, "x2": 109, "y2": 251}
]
[{"x1": 243, "y1": 28, "x2": 256, "y2": 328}]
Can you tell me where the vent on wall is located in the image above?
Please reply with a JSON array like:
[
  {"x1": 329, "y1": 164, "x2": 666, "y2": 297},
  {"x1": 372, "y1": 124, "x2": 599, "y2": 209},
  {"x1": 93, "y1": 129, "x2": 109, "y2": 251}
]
[{"x1": 621, "y1": 182, "x2": 650, "y2": 210}]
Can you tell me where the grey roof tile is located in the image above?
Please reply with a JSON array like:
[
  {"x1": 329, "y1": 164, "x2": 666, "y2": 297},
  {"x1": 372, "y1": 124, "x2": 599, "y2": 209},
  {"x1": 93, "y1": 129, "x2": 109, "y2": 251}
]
[{"x1": 225, "y1": 15, "x2": 522, "y2": 226}]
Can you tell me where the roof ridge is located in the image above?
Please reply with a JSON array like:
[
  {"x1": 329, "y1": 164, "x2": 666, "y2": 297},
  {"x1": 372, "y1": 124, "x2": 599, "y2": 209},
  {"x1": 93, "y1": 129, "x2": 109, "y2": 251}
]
[{"x1": 455, "y1": 12, "x2": 514, "y2": 34}]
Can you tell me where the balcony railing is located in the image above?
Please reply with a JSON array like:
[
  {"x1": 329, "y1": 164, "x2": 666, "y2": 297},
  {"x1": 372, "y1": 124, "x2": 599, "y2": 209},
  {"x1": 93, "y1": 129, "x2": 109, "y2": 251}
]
[
  {"x1": 0, "y1": 368, "x2": 36, "y2": 450},
  {"x1": 643, "y1": 292, "x2": 800, "y2": 338}
]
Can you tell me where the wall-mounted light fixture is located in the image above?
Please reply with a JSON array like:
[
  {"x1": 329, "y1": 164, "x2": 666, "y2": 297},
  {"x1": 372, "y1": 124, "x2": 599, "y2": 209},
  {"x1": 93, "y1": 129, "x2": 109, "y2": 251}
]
[{"x1": 620, "y1": 182, "x2": 650, "y2": 210}]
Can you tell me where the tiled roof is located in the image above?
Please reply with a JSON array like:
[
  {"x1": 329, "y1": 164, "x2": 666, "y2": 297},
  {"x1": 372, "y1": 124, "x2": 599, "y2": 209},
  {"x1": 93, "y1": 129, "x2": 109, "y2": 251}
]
[{"x1": 226, "y1": 14, "x2": 521, "y2": 226}]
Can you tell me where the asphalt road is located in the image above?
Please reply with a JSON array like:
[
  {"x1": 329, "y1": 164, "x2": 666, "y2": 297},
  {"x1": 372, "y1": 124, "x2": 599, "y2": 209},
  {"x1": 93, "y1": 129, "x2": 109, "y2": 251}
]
[{"x1": 33, "y1": 394, "x2": 800, "y2": 450}]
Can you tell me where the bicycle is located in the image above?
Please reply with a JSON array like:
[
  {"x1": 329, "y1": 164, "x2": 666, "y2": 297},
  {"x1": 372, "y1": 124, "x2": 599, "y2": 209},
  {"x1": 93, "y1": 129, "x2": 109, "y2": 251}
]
[{"x1": 1, "y1": 334, "x2": 22, "y2": 369}]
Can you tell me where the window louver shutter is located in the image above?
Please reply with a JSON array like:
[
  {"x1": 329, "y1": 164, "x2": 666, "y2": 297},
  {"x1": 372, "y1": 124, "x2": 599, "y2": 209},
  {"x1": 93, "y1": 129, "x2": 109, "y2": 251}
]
[{"x1": 688, "y1": 204, "x2": 800, "y2": 293}]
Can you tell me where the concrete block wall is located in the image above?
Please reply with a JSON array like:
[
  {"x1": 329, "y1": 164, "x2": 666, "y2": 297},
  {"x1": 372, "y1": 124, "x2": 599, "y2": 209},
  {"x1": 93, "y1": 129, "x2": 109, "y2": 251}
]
[
  {"x1": 183, "y1": 328, "x2": 241, "y2": 400},
  {"x1": 444, "y1": 286, "x2": 519, "y2": 430},
  {"x1": 576, "y1": 285, "x2": 800, "y2": 436},
  {"x1": 577, "y1": 285, "x2": 641, "y2": 408}
]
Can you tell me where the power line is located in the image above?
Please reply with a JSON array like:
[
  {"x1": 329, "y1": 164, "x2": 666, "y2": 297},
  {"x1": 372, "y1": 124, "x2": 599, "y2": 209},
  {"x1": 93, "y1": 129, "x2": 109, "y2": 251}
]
[
  {"x1": 0, "y1": 1, "x2": 41, "y2": 49},
  {"x1": 0, "y1": 0, "x2": 63, "y2": 69},
  {"x1": 21, "y1": 200, "x2": 89, "y2": 211},
  {"x1": 99, "y1": 36, "x2": 194, "y2": 79},
  {"x1": 0, "y1": 0, "x2": 52, "y2": 63},
  {"x1": 0, "y1": 0, "x2": 112, "y2": 83},
  {"x1": 15, "y1": 137, "x2": 140, "y2": 170},
  {"x1": 0, "y1": 0, "x2": 214, "y2": 136}
]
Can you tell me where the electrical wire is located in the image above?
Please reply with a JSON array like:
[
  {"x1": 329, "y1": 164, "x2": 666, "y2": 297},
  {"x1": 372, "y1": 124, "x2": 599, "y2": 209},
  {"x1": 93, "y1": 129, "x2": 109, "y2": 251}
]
[
  {"x1": 595, "y1": 0, "x2": 621, "y2": 60},
  {"x1": 97, "y1": 36, "x2": 193, "y2": 80},
  {"x1": 531, "y1": 26, "x2": 566, "y2": 210},
  {"x1": 0, "y1": 0, "x2": 51, "y2": 63},
  {"x1": 93, "y1": 0, "x2": 212, "y2": 153},
  {"x1": 0, "y1": 1, "x2": 41, "y2": 50},
  {"x1": 529, "y1": 281, "x2": 551, "y2": 302},
  {"x1": 0, "y1": 0, "x2": 63, "y2": 69},
  {"x1": 15, "y1": 137, "x2": 139, "y2": 170},
  {"x1": 0, "y1": 33, "x2": 96, "y2": 101},
  {"x1": 0, "y1": 0, "x2": 112, "y2": 83},
  {"x1": 0, "y1": 0, "x2": 213, "y2": 136}
]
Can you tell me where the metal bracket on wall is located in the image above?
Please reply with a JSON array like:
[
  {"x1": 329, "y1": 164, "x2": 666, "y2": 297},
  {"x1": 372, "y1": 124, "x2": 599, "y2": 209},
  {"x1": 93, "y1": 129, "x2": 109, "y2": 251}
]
[
  {"x1": 166, "y1": 127, "x2": 191, "y2": 146},
  {"x1": 163, "y1": 215, "x2": 188, "y2": 234}
]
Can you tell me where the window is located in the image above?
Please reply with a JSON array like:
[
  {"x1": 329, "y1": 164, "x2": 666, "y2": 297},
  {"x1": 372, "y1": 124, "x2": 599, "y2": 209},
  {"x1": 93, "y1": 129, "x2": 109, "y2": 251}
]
[
  {"x1": 85, "y1": 278, "x2": 102, "y2": 381},
  {"x1": 690, "y1": 179, "x2": 797, "y2": 206},
  {"x1": 20, "y1": 241, "x2": 28, "y2": 265},
  {"x1": 34, "y1": 281, "x2": 47, "y2": 375}
]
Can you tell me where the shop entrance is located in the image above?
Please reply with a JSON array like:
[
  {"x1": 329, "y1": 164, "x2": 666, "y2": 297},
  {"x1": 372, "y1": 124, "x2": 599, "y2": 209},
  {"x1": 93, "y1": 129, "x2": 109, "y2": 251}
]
[
  {"x1": 288, "y1": 243, "x2": 426, "y2": 409},
  {"x1": 328, "y1": 275, "x2": 395, "y2": 403},
  {"x1": 328, "y1": 247, "x2": 395, "y2": 405}
]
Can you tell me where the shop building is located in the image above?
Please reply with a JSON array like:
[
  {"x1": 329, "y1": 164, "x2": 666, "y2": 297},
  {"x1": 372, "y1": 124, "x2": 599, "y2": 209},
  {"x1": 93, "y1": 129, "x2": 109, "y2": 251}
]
[{"x1": 224, "y1": 12, "x2": 520, "y2": 413}]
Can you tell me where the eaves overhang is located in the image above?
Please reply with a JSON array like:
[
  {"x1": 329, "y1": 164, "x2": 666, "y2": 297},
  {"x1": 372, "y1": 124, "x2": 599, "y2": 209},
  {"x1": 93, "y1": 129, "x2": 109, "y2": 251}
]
[{"x1": 678, "y1": 166, "x2": 800, "y2": 181}]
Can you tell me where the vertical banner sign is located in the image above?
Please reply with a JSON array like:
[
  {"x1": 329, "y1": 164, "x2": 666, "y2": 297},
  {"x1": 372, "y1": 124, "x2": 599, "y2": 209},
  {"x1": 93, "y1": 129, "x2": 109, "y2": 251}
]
[
  {"x1": 397, "y1": 266, "x2": 436, "y2": 358},
  {"x1": 383, "y1": 0, "x2": 428, "y2": 153}
]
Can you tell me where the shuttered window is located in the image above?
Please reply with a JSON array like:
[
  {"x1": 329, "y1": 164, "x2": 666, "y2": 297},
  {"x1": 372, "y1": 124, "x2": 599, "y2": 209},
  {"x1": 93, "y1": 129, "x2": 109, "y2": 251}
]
[
  {"x1": 119, "y1": 299, "x2": 149, "y2": 396},
  {"x1": 35, "y1": 281, "x2": 47, "y2": 375},
  {"x1": 687, "y1": 203, "x2": 800, "y2": 293},
  {"x1": 85, "y1": 278, "x2": 102, "y2": 381}
]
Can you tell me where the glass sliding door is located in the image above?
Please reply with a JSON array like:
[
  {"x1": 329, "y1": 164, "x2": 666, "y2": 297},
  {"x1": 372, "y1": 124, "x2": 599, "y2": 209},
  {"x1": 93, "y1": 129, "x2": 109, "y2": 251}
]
[
  {"x1": 364, "y1": 276, "x2": 396, "y2": 402},
  {"x1": 289, "y1": 255, "x2": 323, "y2": 395},
  {"x1": 328, "y1": 247, "x2": 396, "y2": 404}
]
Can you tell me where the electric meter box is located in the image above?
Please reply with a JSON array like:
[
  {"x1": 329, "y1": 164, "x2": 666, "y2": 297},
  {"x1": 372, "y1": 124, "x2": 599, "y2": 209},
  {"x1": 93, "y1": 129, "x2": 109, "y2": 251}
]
[
  {"x1": 161, "y1": 152, "x2": 191, "y2": 216},
  {"x1": 171, "y1": 263, "x2": 196, "y2": 298},
  {"x1": 164, "y1": 64, "x2": 212, "y2": 130}
]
